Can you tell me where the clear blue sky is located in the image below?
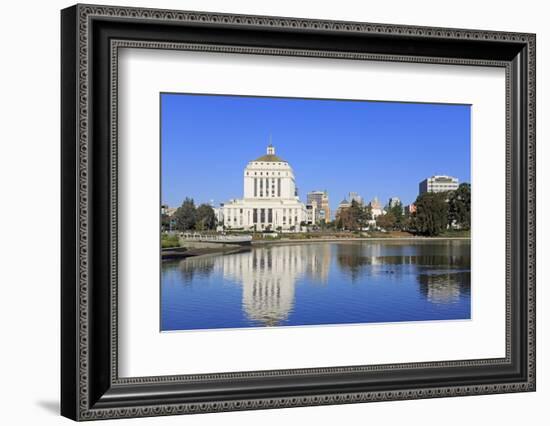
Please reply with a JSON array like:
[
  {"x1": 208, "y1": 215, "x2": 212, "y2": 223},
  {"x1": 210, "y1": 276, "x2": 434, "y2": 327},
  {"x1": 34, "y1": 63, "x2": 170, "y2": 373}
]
[{"x1": 161, "y1": 93, "x2": 470, "y2": 213}]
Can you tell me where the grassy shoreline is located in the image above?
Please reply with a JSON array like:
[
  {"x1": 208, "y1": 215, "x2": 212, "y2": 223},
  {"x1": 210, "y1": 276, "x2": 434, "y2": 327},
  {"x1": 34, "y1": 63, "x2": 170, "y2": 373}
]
[
  {"x1": 162, "y1": 234, "x2": 470, "y2": 261},
  {"x1": 252, "y1": 236, "x2": 470, "y2": 245}
]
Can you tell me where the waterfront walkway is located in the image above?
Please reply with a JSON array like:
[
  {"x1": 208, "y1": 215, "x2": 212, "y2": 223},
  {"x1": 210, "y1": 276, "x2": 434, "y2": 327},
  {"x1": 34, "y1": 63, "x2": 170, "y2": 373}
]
[{"x1": 181, "y1": 232, "x2": 252, "y2": 245}]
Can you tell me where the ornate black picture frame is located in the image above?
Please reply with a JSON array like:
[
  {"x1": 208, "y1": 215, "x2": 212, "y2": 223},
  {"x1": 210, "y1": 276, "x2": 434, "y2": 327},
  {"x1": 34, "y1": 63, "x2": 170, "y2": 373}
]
[{"x1": 61, "y1": 4, "x2": 536, "y2": 421}]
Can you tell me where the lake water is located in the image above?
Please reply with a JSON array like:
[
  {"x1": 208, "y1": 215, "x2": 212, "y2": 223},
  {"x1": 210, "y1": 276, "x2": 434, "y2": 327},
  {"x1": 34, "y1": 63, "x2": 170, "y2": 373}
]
[{"x1": 161, "y1": 240, "x2": 471, "y2": 331}]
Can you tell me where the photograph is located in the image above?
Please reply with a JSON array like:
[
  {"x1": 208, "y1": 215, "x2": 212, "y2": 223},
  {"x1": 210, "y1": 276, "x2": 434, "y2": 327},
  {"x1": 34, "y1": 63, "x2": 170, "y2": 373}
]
[
  {"x1": 58, "y1": 3, "x2": 536, "y2": 420},
  {"x1": 160, "y1": 93, "x2": 472, "y2": 332}
]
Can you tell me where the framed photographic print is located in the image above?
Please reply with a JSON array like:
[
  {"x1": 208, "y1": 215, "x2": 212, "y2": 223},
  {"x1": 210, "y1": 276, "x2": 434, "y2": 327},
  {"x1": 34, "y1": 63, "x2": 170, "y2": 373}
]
[{"x1": 61, "y1": 4, "x2": 536, "y2": 421}]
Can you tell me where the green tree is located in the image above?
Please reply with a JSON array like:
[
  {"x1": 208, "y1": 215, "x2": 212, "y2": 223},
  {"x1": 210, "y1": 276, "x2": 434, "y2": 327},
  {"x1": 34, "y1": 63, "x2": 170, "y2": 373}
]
[
  {"x1": 364, "y1": 204, "x2": 373, "y2": 222},
  {"x1": 195, "y1": 203, "x2": 216, "y2": 230},
  {"x1": 414, "y1": 192, "x2": 449, "y2": 236},
  {"x1": 386, "y1": 202, "x2": 404, "y2": 230},
  {"x1": 402, "y1": 209, "x2": 415, "y2": 232},
  {"x1": 448, "y1": 183, "x2": 471, "y2": 230},
  {"x1": 349, "y1": 200, "x2": 367, "y2": 230},
  {"x1": 161, "y1": 213, "x2": 171, "y2": 232},
  {"x1": 174, "y1": 197, "x2": 197, "y2": 231}
]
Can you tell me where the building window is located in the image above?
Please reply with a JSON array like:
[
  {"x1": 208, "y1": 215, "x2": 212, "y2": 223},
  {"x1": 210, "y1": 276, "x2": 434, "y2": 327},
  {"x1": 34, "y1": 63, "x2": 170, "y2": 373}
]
[
  {"x1": 253, "y1": 209, "x2": 257, "y2": 224},
  {"x1": 277, "y1": 178, "x2": 281, "y2": 197},
  {"x1": 254, "y1": 178, "x2": 257, "y2": 197},
  {"x1": 260, "y1": 208, "x2": 265, "y2": 223},
  {"x1": 268, "y1": 209, "x2": 273, "y2": 223}
]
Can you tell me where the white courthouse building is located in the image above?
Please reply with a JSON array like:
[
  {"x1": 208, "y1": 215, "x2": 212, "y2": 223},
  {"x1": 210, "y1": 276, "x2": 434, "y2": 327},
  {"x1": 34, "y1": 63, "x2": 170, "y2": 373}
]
[{"x1": 222, "y1": 145, "x2": 307, "y2": 231}]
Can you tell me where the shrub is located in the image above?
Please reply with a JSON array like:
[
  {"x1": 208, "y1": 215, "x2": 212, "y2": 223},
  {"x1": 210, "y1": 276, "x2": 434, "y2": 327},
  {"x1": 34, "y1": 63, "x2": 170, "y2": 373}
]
[{"x1": 161, "y1": 234, "x2": 180, "y2": 248}]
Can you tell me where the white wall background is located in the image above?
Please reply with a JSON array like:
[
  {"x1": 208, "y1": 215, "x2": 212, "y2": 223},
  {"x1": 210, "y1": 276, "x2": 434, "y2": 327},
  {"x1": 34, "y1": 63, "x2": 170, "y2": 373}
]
[{"x1": 0, "y1": 0, "x2": 546, "y2": 424}]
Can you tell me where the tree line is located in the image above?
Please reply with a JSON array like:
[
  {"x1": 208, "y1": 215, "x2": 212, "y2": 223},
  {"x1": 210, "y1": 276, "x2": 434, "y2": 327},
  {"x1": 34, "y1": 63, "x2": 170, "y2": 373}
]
[
  {"x1": 413, "y1": 183, "x2": 470, "y2": 235},
  {"x1": 334, "y1": 183, "x2": 471, "y2": 236},
  {"x1": 164, "y1": 183, "x2": 471, "y2": 236},
  {"x1": 162, "y1": 197, "x2": 217, "y2": 231}
]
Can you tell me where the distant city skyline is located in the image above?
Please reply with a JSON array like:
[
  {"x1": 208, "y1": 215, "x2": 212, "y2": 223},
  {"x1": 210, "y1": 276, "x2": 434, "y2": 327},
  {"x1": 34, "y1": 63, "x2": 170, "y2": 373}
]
[{"x1": 161, "y1": 93, "x2": 471, "y2": 214}]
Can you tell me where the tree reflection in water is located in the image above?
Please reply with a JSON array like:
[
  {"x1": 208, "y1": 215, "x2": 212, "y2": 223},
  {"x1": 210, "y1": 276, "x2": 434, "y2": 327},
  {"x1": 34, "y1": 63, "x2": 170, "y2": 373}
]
[
  {"x1": 335, "y1": 241, "x2": 471, "y2": 302},
  {"x1": 417, "y1": 271, "x2": 471, "y2": 304},
  {"x1": 161, "y1": 240, "x2": 471, "y2": 329},
  {"x1": 164, "y1": 255, "x2": 216, "y2": 284}
]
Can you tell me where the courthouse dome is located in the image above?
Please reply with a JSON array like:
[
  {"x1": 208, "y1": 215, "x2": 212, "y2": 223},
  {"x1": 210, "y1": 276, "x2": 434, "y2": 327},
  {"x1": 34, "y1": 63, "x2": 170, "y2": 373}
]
[
  {"x1": 254, "y1": 154, "x2": 285, "y2": 162},
  {"x1": 253, "y1": 144, "x2": 286, "y2": 163}
]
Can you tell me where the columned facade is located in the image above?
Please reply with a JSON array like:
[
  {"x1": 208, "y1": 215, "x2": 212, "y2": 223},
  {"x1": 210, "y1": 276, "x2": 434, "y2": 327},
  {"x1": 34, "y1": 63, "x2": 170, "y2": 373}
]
[{"x1": 222, "y1": 145, "x2": 307, "y2": 231}]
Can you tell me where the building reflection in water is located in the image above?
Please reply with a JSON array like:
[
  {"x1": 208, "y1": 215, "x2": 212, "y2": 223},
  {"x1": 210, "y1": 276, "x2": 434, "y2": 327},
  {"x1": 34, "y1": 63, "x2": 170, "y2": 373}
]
[
  {"x1": 336, "y1": 241, "x2": 471, "y2": 303},
  {"x1": 169, "y1": 241, "x2": 470, "y2": 326},
  {"x1": 417, "y1": 271, "x2": 470, "y2": 304},
  {"x1": 222, "y1": 244, "x2": 331, "y2": 326},
  {"x1": 413, "y1": 240, "x2": 471, "y2": 305}
]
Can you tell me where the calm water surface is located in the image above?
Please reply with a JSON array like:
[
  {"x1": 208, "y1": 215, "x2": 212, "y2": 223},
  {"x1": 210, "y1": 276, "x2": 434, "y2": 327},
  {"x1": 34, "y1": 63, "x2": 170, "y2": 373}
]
[{"x1": 161, "y1": 240, "x2": 470, "y2": 331}]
